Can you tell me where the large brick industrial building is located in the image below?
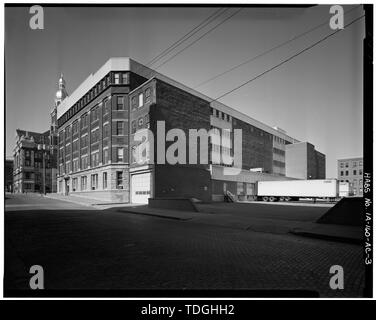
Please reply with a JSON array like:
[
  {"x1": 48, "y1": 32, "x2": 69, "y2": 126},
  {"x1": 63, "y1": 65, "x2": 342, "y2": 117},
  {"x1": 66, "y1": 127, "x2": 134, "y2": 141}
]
[{"x1": 55, "y1": 57, "x2": 325, "y2": 203}]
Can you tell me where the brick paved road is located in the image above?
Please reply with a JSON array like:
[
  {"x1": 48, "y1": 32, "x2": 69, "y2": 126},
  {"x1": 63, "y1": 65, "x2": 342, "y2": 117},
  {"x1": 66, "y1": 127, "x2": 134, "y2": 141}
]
[{"x1": 5, "y1": 194, "x2": 365, "y2": 297}]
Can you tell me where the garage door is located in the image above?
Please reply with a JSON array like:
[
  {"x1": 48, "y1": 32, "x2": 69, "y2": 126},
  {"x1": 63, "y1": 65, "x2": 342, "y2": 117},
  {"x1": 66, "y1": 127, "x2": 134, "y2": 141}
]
[{"x1": 131, "y1": 172, "x2": 152, "y2": 204}]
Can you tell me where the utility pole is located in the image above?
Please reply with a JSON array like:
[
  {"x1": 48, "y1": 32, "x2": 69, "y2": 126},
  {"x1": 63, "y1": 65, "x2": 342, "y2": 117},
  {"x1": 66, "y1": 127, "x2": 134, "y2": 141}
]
[{"x1": 38, "y1": 143, "x2": 47, "y2": 195}]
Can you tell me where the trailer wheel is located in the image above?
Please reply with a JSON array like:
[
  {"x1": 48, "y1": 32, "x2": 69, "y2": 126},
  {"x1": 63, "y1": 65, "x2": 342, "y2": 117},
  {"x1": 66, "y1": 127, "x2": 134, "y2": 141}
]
[
  {"x1": 285, "y1": 197, "x2": 291, "y2": 202},
  {"x1": 268, "y1": 196, "x2": 276, "y2": 202},
  {"x1": 262, "y1": 196, "x2": 269, "y2": 202}
]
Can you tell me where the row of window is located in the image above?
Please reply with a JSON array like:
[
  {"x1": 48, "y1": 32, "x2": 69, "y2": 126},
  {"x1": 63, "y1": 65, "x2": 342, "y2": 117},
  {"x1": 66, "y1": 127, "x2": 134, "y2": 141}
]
[
  {"x1": 58, "y1": 72, "x2": 130, "y2": 126},
  {"x1": 340, "y1": 169, "x2": 363, "y2": 176},
  {"x1": 70, "y1": 171, "x2": 124, "y2": 191},
  {"x1": 273, "y1": 147, "x2": 285, "y2": 156},
  {"x1": 61, "y1": 120, "x2": 126, "y2": 147},
  {"x1": 131, "y1": 88, "x2": 152, "y2": 110},
  {"x1": 59, "y1": 148, "x2": 125, "y2": 175},
  {"x1": 210, "y1": 108, "x2": 232, "y2": 122},
  {"x1": 339, "y1": 160, "x2": 363, "y2": 168}
]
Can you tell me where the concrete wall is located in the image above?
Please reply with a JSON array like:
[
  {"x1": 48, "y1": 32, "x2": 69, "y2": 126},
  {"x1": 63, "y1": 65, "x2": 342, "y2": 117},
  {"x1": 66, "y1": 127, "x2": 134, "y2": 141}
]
[
  {"x1": 285, "y1": 142, "x2": 307, "y2": 179},
  {"x1": 285, "y1": 142, "x2": 325, "y2": 180}
]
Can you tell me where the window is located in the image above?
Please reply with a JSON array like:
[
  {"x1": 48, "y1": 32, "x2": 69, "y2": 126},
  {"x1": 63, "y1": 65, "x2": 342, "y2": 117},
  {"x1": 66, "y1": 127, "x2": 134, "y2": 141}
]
[
  {"x1": 103, "y1": 99, "x2": 110, "y2": 114},
  {"x1": 91, "y1": 174, "x2": 98, "y2": 190},
  {"x1": 353, "y1": 179, "x2": 357, "y2": 186},
  {"x1": 72, "y1": 121, "x2": 78, "y2": 135},
  {"x1": 81, "y1": 114, "x2": 88, "y2": 129},
  {"x1": 116, "y1": 171, "x2": 123, "y2": 189},
  {"x1": 116, "y1": 121, "x2": 125, "y2": 135},
  {"x1": 81, "y1": 155, "x2": 89, "y2": 170},
  {"x1": 103, "y1": 172, "x2": 108, "y2": 189},
  {"x1": 114, "y1": 73, "x2": 120, "y2": 84},
  {"x1": 65, "y1": 161, "x2": 71, "y2": 173},
  {"x1": 122, "y1": 73, "x2": 129, "y2": 84},
  {"x1": 91, "y1": 107, "x2": 99, "y2": 123},
  {"x1": 131, "y1": 120, "x2": 137, "y2": 134},
  {"x1": 340, "y1": 171, "x2": 344, "y2": 176},
  {"x1": 353, "y1": 170, "x2": 357, "y2": 175},
  {"x1": 139, "y1": 93, "x2": 144, "y2": 107},
  {"x1": 81, "y1": 176, "x2": 87, "y2": 190},
  {"x1": 353, "y1": 161, "x2": 357, "y2": 167},
  {"x1": 340, "y1": 162, "x2": 344, "y2": 168},
  {"x1": 65, "y1": 126, "x2": 71, "y2": 139},
  {"x1": 103, "y1": 148, "x2": 109, "y2": 164},
  {"x1": 345, "y1": 162, "x2": 349, "y2": 168},
  {"x1": 117, "y1": 96, "x2": 124, "y2": 110},
  {"x1": 72, "y1": 139, "x2": 79, "y2": 152},
  {"x1": 131, "y1": 96, "x2": 137, "y2": 110},
  {"x1": 117, "y1": 148, "x2": 124, "y2": 162},
  {"x1": 145, "y1": 88, "x2": 151, "y2": 103},
  {"x1": 359, "y1": 169, "x2": 363, "y2": 175},
  {"x1": 359, "y1": 161, "x2": 363, "y2": 166},
  {"x1": 72, "y1": 178, "x2": 78, "y2": 191},
  {"x1": 73, "y1": 158, "x2": 79, "y2": 172},
  {"x1": 91, "y1": 128, "x2": 99, "y2": 144},
  {"x1": 91, "y1": 152, "x2": 99, "y2": 167},
  {"x1": 103, "y1": 123, "x2": 110, "y2": 138},
  {"x1": 345, "y1": 171, "x2": 349, "y2": 176},
  {"x1": 81, "y1": 135, "x2": 88, "y2": 148}
]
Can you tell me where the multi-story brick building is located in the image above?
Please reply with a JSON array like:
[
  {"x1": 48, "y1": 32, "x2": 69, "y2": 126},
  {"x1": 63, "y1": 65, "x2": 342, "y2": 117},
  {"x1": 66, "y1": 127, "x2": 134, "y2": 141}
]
[
  {"x1": 285, "y1": 142, "x2": 326, "y2": 180},
  {"x1": 337, "y1": 157, "x2": 363, "y2": 196},
  {"x1": 55, "y1": 57, "x2": 324, "y2": 203}
]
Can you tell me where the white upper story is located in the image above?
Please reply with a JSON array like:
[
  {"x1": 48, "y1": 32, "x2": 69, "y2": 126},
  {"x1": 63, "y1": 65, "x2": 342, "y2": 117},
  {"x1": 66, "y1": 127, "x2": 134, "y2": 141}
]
[{"x1": 57, "y1": 57, "x2": 299, "y2": 144}]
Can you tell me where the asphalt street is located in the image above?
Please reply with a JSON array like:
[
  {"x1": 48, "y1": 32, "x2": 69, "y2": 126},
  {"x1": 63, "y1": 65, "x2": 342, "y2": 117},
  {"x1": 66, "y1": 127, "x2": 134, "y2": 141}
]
[{"x1": 4, "y1": 194, "x2": 365, "y2": 297}]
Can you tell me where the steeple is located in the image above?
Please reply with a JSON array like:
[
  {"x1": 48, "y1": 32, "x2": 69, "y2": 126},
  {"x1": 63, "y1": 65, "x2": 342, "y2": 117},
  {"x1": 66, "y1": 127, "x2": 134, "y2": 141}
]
[{"x1": 55, "y1": 73, "x2": 68, "y2": 106}]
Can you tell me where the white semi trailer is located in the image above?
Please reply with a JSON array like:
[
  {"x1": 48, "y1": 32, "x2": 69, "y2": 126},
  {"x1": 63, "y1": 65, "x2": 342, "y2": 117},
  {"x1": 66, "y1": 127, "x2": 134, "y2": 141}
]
[{"x1": 256, "y1": 179, "x2": 346, "y2": 202}]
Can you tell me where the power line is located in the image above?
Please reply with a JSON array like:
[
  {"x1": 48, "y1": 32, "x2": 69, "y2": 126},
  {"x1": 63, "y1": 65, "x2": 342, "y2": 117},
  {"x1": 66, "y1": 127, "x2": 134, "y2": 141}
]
[
  {"x1": 153, "y1": 8, "x2": 243, "y2": 71},
  {"x1": 194, "y1": 5, "x2": 362, "y2": 89},
  {"x1": 213, "y1": 14, "x2": 365, "y2": 102},
  {"x1": 146, "y1": 8, "x2": 229, "y2": 68}
]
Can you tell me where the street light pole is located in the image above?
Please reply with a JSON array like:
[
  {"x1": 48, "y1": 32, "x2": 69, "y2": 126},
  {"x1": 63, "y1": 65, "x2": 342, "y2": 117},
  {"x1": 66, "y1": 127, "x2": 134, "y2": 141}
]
[{"x1": 38, "y1": 143, "x2": 47, "y2": 195}]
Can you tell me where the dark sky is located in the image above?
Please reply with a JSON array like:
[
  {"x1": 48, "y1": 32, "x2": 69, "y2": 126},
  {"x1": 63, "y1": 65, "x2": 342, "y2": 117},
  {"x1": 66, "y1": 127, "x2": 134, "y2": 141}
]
[{"x1": 5, "y1": 5, "x2": 364, "y2": 178}]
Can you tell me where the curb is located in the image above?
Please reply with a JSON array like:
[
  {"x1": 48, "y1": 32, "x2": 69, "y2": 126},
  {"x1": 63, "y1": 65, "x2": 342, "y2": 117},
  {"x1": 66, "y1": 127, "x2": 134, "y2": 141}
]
[
  {"x1": 118, "y1": 209, "x2": 193, "y2": 221},
  {"x1": 289, "y1": 230, "x2": 362, "y2": 245}
]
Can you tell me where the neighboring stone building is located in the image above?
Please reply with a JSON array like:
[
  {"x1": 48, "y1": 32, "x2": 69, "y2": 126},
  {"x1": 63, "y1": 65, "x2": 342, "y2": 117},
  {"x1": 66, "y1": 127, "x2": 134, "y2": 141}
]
[
  {"x1": 13, "y1": 129, "x2": 57, "y2": 193},
  {"x1": 55, "y1": 57, "x2": 324, "y2": 203},
  {"x1": 285, "y1": 142, "x2": 326, "y2": 180},
  {"x1": 12, "y1": 75, "x2": 64, "y2": 193},
  {"x1": 337, "y1": 157, "x2": 363, "y2": 196},
  {"x1": 5, "y1": 158, "x2": 13, "y2": 192}
]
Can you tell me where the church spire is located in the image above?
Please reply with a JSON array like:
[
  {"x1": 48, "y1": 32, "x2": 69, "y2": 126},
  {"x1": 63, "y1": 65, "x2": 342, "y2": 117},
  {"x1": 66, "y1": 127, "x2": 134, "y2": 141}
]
[{"x1": 55, "y1": 73, "x2": 68, "y2": 106}]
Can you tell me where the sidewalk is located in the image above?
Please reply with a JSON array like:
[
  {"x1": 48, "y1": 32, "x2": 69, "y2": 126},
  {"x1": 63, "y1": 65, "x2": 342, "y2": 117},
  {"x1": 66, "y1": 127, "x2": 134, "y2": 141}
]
[{"x1": 44, "y1": 193, "x2": 125, "y2": 207}]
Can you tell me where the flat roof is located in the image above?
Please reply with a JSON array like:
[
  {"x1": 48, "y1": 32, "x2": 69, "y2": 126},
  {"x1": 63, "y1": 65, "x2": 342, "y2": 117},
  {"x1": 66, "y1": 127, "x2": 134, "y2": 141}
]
[{"x1": 57, "y1": 57, "x2": 299, "y2": 143}]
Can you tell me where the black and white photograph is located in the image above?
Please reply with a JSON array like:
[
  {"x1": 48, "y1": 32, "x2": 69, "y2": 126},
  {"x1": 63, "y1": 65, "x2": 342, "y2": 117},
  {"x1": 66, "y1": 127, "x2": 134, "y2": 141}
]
[{"x1": 2, "y1": 2, "x2": 373, "y2": 301}]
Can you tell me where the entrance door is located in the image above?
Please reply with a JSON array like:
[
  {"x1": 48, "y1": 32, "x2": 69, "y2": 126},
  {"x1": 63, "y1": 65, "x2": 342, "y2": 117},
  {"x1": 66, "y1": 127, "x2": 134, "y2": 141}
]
[{"x1": 131, "y1": 172, "x2": 152, "y2": 204}]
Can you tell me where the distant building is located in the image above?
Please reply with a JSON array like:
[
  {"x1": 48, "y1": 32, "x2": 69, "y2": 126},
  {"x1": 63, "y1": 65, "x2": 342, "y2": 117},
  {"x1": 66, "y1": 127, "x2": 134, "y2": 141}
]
[
  {"x1": 5, "y1": 158, "x2": 13, "y2": 192},
  {"x1": 285, "y1": 142, "x2": 326, "y2": 180},
  {"x1": 12, "y1": 75, "x2": 64, "y2": 193},
  {"x1": 337, "y1": 157, "x2": 363, "y2": 196}
]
